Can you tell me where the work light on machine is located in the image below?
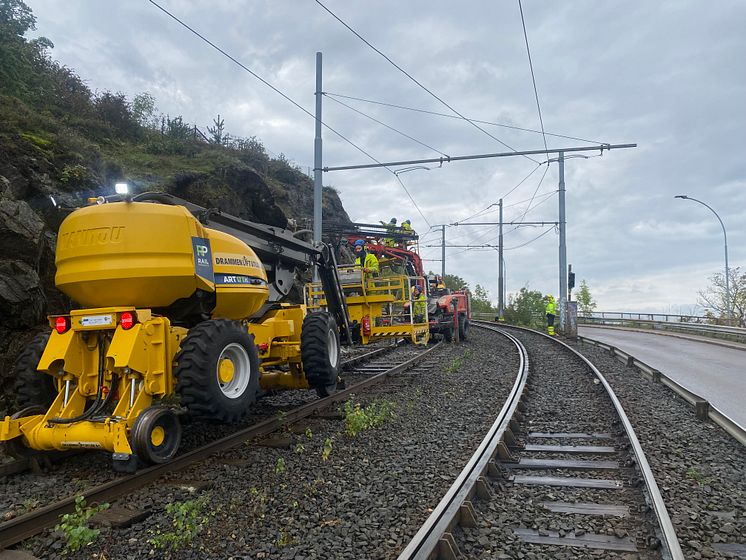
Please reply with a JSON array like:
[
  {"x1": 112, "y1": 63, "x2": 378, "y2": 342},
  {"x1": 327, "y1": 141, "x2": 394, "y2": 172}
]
[{"x1": 115, "y1": 182, "x2": 129, "y2": 195}]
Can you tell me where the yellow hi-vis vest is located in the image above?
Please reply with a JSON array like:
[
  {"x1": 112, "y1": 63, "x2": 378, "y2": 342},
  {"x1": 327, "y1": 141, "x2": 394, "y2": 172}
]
[
  {"x1": 546, "y1": 300, "x2": 556, "y2": 315},
  {"x1": 354, "y1": 252, "x2": 379, "y2": 274},
  {"x1": 413, "y1": 292, "x2": 426, "y2": 318}
]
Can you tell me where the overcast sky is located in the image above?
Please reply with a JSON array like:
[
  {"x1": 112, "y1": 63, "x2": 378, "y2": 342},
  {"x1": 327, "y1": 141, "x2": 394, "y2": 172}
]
[{"x1": 26, "y1": 0, "x2": 746, "y2": 314}]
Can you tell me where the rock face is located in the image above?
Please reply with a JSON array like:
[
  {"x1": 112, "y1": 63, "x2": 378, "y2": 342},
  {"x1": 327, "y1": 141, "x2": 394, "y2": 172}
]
[{"x1": 0, "y1": 139, "x2": 350, "y2": 414}]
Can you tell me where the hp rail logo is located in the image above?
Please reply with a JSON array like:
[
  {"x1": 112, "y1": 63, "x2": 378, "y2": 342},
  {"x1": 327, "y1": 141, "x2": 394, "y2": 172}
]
[
  {"x1": 59, "y1": 226, "x2": 125, "y2": 250},
  {"x1": 196, "y1": 244, "x2": 209, "y2": 258}
]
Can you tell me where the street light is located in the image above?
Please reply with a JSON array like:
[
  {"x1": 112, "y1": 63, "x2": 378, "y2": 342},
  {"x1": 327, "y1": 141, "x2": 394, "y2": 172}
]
[{"x1": 674, "y1": 195, "x2": 731, "y2": 324}]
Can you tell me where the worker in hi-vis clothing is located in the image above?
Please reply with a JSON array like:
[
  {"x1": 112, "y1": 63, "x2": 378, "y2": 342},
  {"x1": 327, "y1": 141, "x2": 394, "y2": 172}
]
[
  {"x1": 412, "y1": 285, "x2": 427, "y2": 323},
  {"x1": 545, "y1": 295, "x2": 557, "y2": 336},
  {"x1": 353, "y1": 239, "x2": 379, "y2": 277},
  {"x1": 380, "y1": 217, "x2": 398, "y2": 247}
]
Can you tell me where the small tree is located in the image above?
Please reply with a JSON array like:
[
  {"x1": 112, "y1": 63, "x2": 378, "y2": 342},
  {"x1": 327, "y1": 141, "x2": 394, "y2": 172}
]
[
  {"x1": 207, "y1": 113, "x2": 225, "y2": 145},
  {"x1": 576, "y1": 280, "x2": 597, "y2": 316},
  {"x1": 443, "y1": 274, "x2": 468, "y2": 291},
  {"x1": 503, "y1": 286, "x2": 545, "y2": 328},
  {"x1": 698, "y1": 266, "x2": 746, "y2": 326},
  {"x1": 471, "y1": 284, "x2": 495, "y2": 314},
  {"x1": 132, "y1": 92, "x2": 157, "y2": 128}
]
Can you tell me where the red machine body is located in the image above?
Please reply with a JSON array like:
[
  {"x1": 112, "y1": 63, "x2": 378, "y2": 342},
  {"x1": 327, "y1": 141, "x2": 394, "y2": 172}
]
[{"x1": 427, "y1": 278, "x2": 471, "y2": 342}]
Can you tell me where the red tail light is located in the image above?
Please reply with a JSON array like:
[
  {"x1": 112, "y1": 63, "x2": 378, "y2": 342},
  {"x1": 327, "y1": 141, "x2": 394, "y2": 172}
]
[
  {"x1": 120, "y1": 311, "x2": 136, "y2": 330},
  {"x1": 55, "y1": 316, "x2": 70, "y2": 334}
]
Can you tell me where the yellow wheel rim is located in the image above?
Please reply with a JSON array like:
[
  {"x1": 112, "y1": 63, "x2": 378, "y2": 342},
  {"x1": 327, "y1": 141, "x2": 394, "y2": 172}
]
[
  {"x1": 218, "y1": 358, "x2": 236, "y2": 383},
  {"x1": 150, "y1": 426, "x2": 165, "y2": 447}
]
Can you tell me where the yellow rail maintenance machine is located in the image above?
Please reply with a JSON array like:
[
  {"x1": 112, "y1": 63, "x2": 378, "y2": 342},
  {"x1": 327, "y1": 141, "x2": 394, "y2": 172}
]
[{"x1": 0, "y1": 191, "x2": 351, "y2": 472}]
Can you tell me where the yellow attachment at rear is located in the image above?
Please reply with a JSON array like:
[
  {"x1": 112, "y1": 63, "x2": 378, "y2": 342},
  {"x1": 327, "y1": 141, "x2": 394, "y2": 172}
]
[{"x1": 0, "y1": 310, "x2": 187, "y2": 454}]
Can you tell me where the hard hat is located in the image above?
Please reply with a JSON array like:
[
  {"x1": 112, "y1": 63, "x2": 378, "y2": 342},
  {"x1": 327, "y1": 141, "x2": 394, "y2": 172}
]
[
  {"x1": 413, "y1": 284, "x2": 422, "y2": 293},
  {"x1": 403, "y1": 219, "x2": 411, "y2": 225},
  {"x1": 390, "y1": 218, "x2": 397, "y2": 224},
  {"x1": 354, "y1": 239, "x2": 365, "y2": 247}
]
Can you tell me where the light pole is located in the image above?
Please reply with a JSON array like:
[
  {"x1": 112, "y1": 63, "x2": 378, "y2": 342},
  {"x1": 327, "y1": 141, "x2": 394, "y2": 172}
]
[{"x1": 674, "y1": 195, "x2": 731, "y2": 324}]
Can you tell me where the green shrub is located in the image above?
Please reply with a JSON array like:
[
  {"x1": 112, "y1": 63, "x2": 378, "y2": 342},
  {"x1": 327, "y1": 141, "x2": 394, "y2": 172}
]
[
  {"x1": 55, "y1": 495, "x2": 109, "y2": 553},
  {"x1": 148, "y1": 495, "x2": 210, "y2": 551},
  {"x1": 343, "y1": 399, "x2": 395, "y2": 437}
]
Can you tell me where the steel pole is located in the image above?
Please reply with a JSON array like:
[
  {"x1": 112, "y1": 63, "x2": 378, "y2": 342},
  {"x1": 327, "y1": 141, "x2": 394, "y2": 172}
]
[
  {"x1": 498, "y1": 199, "x2": 504, "y2": 319},
  {"x1": 313, "y1": 52, "x2": 323, "y2": 245},
  {"x1": 441, "y1": 225, "x2": 446, "y2": 279},
  {"x1": 558, "y1": 153, "x2": 567, "y2": 332}
]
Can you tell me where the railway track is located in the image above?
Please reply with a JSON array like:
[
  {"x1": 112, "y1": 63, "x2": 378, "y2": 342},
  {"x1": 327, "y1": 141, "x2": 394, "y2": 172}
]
[
  {"x1": 399, "y1": 321, "x2": 684, "y2": 559},
  {"x1": 0, "y1": 340, "x2": 442, "y2": 550}
]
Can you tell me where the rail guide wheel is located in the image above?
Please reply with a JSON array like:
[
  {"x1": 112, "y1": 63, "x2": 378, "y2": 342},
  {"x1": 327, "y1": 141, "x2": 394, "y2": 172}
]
[
  {"x1": 131, "y1": 406, "x2": 182, "y2": 466},
  {"x1": 301, "y1": 312, "x2": 341, "y2": 397}
]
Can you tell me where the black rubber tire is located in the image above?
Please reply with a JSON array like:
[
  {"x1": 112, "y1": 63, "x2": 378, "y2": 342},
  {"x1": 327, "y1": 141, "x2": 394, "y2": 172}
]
[
  {"x1": 131, "y1": 406, "x2": 182, "y2": 465},
  {"x1": 442, "y1": 326, "x2": 453, "y2": 343},
  {"x1": 4, "y1": 405, "x2": 46, "y2": 459},
  {"x1": 458, "y1": 316, "x2": 470, "y2": 341},
  {"x1": 14, "y1": 332, "x2": 57, "y2": 409},
  {"x1": 301, "y1": 312, "x2": 341, "y2": 397},
  {"x1": 175, "y1": 319, "x2": 259, "y2": 423}
]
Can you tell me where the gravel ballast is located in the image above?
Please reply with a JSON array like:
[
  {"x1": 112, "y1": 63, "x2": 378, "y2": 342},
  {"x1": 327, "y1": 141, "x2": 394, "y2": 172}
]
[{"x1": 19, "y1": 328, "x2": 518, "y2": 559}]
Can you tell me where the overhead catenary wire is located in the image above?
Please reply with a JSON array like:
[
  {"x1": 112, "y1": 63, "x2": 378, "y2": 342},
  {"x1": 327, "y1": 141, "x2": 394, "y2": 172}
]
[
  {"x1": 518, "y1": 0, "x2": 548, "y2": 155},
  {"x1": 458, "y1": 163, "x2": 543, "y2": 223},
  {"x1": 512, "y1": 163, "x2": 550, "y2": 226},
  {"x1": 505, "y1": 226, "x2": 554, "y2": 250},
  {"x1": 148, "y1": 0, "x2": 432, "y2": 228},
  {"x1": 449, "y1": 189, "x2": 557, "y2": 246},
  {"x1": 314, "y1": 0, "x2": 542, "y2": 165},
  {"x1": 324, "y1": 92, "x2": 607, "y2": 145},
  {"x1": 450, "y1": 225, "x2": 555, "y2": 255},
  {"x1": 452, "y1": 192, "x2": 559, "y2": 254},
  {"x1": 324, "y1": 94, "x2": 450, "y2": 158},
  {"x1": 394, "y1": 173, "x2": 432, "y2": 227}
]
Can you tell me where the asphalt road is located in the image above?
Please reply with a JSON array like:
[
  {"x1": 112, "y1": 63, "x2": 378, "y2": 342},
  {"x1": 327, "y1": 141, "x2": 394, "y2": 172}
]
[{"x1": 578, "y1": 326, "x2": 746, "y2": 428}]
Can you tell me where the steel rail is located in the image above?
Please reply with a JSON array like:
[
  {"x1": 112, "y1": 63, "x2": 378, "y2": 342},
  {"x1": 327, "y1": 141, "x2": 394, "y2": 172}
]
[
  {"x1": 491, "y1": 322, "x2": 685, "y2": 560},
  {"x1": 397, "y1": 324, "x2": 529, "y2": 559},
  {"x1": 0, "y1": 341, "x2": 441, "y2": 549}
]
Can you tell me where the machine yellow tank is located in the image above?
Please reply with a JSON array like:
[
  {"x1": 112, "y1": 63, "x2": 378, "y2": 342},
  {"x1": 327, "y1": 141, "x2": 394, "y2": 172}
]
[{"x1": 55, "y1": 201, "x2": 269, "y2": 320}]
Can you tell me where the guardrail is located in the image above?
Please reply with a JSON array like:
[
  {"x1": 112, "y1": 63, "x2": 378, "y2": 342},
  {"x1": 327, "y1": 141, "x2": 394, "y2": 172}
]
[
  {"x1": 471, "y1": 311, "x2": 746, "y2": 344},
  {"x1": 579, "y1": 316, "x2": 746, "y2": 345}
]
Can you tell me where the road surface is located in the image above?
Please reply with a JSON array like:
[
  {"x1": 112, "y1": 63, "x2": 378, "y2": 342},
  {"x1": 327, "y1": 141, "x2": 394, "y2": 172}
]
[{"x1": 578, "y1": 326, "x2": 745, "y2": 428}]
